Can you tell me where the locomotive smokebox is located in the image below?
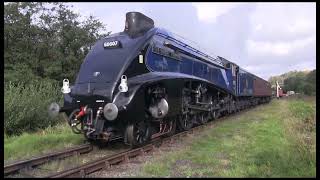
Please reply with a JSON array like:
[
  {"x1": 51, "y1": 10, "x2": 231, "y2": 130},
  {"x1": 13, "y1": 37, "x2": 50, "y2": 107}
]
[{"x1": 124, "y1": 12, "x2": 154, "y2": 38}]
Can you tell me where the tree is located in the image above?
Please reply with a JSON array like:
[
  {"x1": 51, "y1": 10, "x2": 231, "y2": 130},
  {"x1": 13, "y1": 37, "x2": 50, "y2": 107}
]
[
  {"x1": 4, "y1": 2, "x2": 110, "y2": 85},
  {"x1": 270, "y1": 69, "x2": 316, "y2": 95},
  {"x1": 305, "y1": 69, "x2": 316, "y2": 95}
]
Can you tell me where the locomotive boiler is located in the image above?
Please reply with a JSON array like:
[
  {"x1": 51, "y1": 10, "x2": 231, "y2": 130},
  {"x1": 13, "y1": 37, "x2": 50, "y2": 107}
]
[{"x1": 49, "y1": 12, "x2": 272, "y2": 146}]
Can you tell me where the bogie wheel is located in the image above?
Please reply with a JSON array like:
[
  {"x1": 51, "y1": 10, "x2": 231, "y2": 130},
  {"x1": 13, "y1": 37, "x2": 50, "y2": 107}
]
[
  {"x1": 178, "y1": 113, "x2": 193, "y2": 131},
  {"x1": 212, "y1": 110, "x2": 221, "y2": 120},
  {"x1": 68, "y1": 109, "x2": 83, "y2": 134},
  {"x1": 199, "y1": 112, "x2": 209, "y2": 124},
  {"x1": 211, "y1": 110, "x2": 217, "y2": 120},
  {"x1": 126, "y1": 120, "x2": 151, "y2": 147}
]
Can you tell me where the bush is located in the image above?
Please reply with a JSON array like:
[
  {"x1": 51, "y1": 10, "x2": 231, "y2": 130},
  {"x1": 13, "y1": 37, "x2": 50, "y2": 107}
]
[{"x1": 4, "y1": 80, "x2": 64, "y2": 136}]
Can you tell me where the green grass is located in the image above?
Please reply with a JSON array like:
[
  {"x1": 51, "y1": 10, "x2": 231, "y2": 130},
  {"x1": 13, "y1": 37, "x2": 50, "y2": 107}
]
[
  {"x1": 4, "y1": 122, "x2": 84, "y2": 162},
  {"x1": 4, "y1": 80, "x2": 84, "y2": 162},
  {"x1": 141, "y1": 97, "x2": 316, "y2": 177}
]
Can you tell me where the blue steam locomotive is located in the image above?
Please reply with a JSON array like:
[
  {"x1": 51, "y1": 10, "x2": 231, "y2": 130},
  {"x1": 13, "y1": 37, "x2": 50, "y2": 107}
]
[{"x1": 50, "y1": 12, "x2": 272, "y2": 146}]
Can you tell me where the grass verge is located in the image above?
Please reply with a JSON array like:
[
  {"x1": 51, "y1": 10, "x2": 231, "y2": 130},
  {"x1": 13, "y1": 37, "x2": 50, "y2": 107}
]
[
  {"x1": 4, "y1": 122, "x2": 84, "y2": 162},
  {"x1": 140, "y1": 97, "x2": 316, "y2": 177}
]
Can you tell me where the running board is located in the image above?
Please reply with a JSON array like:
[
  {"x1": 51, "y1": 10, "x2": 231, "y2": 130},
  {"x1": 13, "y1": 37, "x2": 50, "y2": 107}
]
[
  {"x1": 186, "y1": 104, "x2": 211, "y2": 111},
  {"x1": 196, "y1": 101, "x2": 212, "y2": 105}
]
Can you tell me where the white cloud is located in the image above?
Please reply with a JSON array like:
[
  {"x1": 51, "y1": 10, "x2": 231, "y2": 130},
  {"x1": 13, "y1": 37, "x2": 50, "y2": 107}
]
[
  {"x1": 250, "y1": 3, "x2": 316, "y2": 41},
  {"x1": 247, "y1": 35, "x2": 315, "y2": 56},
  {"x1": 69, "y1": 3, "x2": 147, "y2": 33},
  {"x1": 254, "y1": 23, "x2": 262, "y2": 31},
  {"x1": 192, "y1": 3, "x2": 243, "y2": 23},
  {"x1": 288, "y1": 17, "x2": 315, "y2": 35},
  {"x1": 245, "y1": 2, "x2": 316, "y2": 79},
  {"x1": 288, "y1": 60, "x2": 316, "y2": 71}
]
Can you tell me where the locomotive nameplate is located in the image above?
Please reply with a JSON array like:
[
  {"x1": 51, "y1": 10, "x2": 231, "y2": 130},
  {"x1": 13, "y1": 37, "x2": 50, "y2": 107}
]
[{"x1": 103, "y1": 40, "x2": 122, "y2": 49}]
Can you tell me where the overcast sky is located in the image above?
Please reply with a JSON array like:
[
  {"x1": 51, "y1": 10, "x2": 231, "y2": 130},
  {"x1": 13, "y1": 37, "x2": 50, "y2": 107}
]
[{"x1": 68, "y1": 2, "x2": 316, "y2": 80}]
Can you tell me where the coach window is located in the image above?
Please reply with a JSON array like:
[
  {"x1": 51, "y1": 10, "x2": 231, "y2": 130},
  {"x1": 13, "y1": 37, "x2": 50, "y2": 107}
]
[
  {"x1": 147, "y1": 36, "x2": 167, "y2": 71},
  {"x1": 162, "y1": 40, "x2": 182, "y2": 61},
  {"x1": 149, "y1": 36, "x2": 181, "y2": 72}
]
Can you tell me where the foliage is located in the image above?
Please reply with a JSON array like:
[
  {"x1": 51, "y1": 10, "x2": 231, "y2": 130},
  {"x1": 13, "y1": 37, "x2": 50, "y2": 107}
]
[
  {"x1": 4, "y1": 2, "x2": 110, "y2": 84},
  {"x1": 304, "y1": 70, "x2": 316, "y2": 95},
  {"x1": 4, "y1": 80, "x2": 64, "y2": 135},
  {"x1": 268, "y1": 70, "x2": 310, "y2": 87},
  {"x1": 4, "y1": 2, "x2": 110, "y2": 135},
  {"x1": 268, "y1": 69, "x2": 316, "y2": 95}
]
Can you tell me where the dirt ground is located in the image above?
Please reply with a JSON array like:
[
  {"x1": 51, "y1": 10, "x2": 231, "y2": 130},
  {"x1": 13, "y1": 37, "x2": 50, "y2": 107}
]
[
  {"x1": 88, "y1": 108, "x2": 260, "y2": 178},
  {"x1": 89, "y1": 129, "x2": 206, "y2": 178}
]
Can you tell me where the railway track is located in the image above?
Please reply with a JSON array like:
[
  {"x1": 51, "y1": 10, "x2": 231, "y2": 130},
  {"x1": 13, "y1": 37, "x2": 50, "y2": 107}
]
[
  {"x1": 45, "y1": 130, "x2": 198, "y2": 178},
  {"x1": 5, "y1": 105, "x2": 261, "y2": 178},
  {"x1": 45, "y1": 116, "x2": 232, "y2": 178},
  {"x1": 4, "y1": 143, "x2": 93, "y2": 176},
  {"x1": 44, "y1": 105, "x2": 261, "y2": 178}
]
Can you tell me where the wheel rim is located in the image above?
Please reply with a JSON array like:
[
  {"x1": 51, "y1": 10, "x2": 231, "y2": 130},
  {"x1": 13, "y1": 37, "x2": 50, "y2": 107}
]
[
  {"x1": 179, "y1": 114, "x2": 193, "y2": 130},
  {"x1": 135, "y1": 122, "x2": 146, "y2": 144},
  {"x1": 211, "y1": 111, "x2": 216, "y2": 120},
  {"x1": 126, "y1": 121, "x2": 150, "y2": 146},
  {"x1": 68, "y1": 109, "x2": 83, "y2": 134},
  {"x1": 199, "y1": 113, "x2": 209, "y2": 124}
]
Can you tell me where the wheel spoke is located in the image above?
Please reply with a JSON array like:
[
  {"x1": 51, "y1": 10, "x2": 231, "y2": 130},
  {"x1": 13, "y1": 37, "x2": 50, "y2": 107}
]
[
  {"x1": 179, "y1": 114, "x2": 192, "y2": 131},
  {"x1": 126, "y1": 121, "x2": 151, "y2": 146},
  {"x1": 185, "y1": 117, "x2": 188, "y2": 128}
]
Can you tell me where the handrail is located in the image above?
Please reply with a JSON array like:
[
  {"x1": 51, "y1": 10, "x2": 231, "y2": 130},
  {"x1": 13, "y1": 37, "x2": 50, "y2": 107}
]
[{"x1": 156, "y1": 32, "x2": 224, "y2": 66}]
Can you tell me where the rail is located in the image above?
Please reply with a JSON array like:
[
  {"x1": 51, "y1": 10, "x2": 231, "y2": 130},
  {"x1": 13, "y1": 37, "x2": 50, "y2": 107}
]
[
  {"x1": 45, "y1": 125, "x2": 207, "y2": 178},
  {"x1": 4, "y1": 143, "x2": 93, "y2": 176},
  {"x1": 6, "y1": 102, "x2": 268, "y2": 178}
]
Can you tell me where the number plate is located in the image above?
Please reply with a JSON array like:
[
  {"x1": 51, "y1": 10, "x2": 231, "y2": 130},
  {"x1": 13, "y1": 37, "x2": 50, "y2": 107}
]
[{"x1": 103, "y1": 40, "x2": 122, "y2": 49}]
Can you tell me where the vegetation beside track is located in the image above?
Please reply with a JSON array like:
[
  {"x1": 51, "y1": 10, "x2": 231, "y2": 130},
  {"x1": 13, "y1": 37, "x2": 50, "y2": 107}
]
[
  {"x1": 4, "y1": 123, "x2": 84, "y2": 162},
  {"x1": 4, "y1": 2, "x2": 108, "y2": 136},
  {"x1": 4, "y1": 81, "x2": 63, "y2": 136},
  {"x1": 141, "y1": 96, "x2": 316, "y2": 177}
]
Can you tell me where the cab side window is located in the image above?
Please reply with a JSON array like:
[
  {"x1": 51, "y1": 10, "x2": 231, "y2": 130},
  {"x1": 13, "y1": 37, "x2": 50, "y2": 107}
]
[{"x1": 147, "y1": 35, "x2": 181, "y2": 72}]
